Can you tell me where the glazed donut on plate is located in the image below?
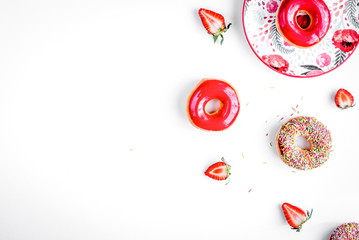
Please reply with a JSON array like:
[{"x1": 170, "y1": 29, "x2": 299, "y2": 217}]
[
  {"x1": 276, "y1": 0, "x2": 331, "y2": 48},
  {"x1": 187, "y1": 79, "x2": 240, "y2": 131},
  {"x1": 329, "y1": 222, "x2": 359, "y2": 240},
  {"x1": 276, "y1": 116, "x2": 332, "y2": 170}
]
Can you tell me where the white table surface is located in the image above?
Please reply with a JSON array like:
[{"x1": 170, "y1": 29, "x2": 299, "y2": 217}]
[{"x1": 0, "y1": 0, "x2": 358, "y2": 239}]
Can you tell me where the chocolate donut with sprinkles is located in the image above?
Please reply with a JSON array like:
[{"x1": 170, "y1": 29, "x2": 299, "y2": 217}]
[
  {"x1": 329, "y1": 222, "x2": 359, "y2": 240},
  {"x1": 276, "y1": 116, "x2": 332, "y2": 170}
]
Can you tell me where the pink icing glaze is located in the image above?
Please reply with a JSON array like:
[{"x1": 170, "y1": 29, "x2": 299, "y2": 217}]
[
  {"x1": 276, "y1": 0, "x2": 331, "y2": 48},
  {"x1": 187, "y1": 79, "x2": 240, "y2": 131}
]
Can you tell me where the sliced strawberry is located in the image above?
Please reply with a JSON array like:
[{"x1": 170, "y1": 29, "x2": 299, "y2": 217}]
[
  {"x1": 198, "y1": 8, "x2": 231, "y2": 44},
  {"x1": 335, "y1": 88, "x2": 355, "y2": 109},
  {"x1": 282, "y1": 202, "x2": 313, "y2": 232},
  {"x1": 204, "y1": 157, "x2": 231, "y2": 183}
]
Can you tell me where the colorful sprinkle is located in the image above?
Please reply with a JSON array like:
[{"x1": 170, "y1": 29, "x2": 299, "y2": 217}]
[
  {"x1": 329, "y1": 222, "x2": 359, "y2": 240},
  {"x1": 277, "y1": 116, "x2": 332, "y2": 170}
]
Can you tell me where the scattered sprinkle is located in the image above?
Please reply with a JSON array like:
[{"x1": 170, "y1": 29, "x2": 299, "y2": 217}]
[
  {"x1": 242, "y1": 153, "x2": 245, "y2": 159},
  {"x1": 263, "y1": 161, "x2": 268, "y2": 164},
  {"x1": 246, "y1": 102, "x2": 250, "y2": 106},
  {"x1": 248, "y1": 189, "x2": 252, "y2": 193},
  {"x1": 266, "y1": 133, "x2": 268, "y2": 136},
  {"x1": 280, "y1": 117, "x2": 284, "y2": 121},
  {"x1": 269, "y1": 86, "x2": 275, "y2": 89},
  {"x1": 270, "y1": 142, "x2": 273, "y2": 147},
  {"x1": 130, "y1": 149, "x2": 134, "y2": 151},
  {"x1": 292, "y1": 171, "x2": 296, "y2": 173}
]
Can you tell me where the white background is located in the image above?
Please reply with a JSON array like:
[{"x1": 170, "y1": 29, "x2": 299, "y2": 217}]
[{"x1": 0, "y1": 0, "x2": 358, "y2": 239}]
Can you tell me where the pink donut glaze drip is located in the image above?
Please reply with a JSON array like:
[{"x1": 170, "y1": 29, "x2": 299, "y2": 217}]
[{"x1": 276, "y1": 0, "x2": 331, "y2": 48}]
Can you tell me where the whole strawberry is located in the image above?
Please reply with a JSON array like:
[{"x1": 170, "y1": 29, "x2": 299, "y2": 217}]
[
  {"x1": 335, "y1": 88, "x2": 355, "y2": 109},
  {"x1": 282, "y1": 202, "x2": 313, "y2": 232},
  {"x1": 198, "y1": 8, "x2": 232, "y2": 45},
  {"x1": 204, "y1": 157, "x2": 231, "y2": 184}
]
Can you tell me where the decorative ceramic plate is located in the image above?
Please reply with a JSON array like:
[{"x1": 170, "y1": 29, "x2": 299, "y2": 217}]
[{"x1": 243, "y1": 0, "x2": 359, "y2": 77}]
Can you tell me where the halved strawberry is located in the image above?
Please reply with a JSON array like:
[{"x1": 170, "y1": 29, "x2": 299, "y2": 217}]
[
  {"x1": 204, "y1": 157, "x2": 231, "y2": 183},
  {"x1": 335, "y1": 88, "x2": 355, "y2": 109},
  {"x1": 282, "y1": 202, "x2": 313, "y2": 232},
  {"x1": 198, "y1": 8, "x2": 231, "y2": 44}
]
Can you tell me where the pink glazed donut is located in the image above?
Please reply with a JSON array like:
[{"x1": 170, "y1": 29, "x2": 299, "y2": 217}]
[
  {"x1": 276, "y1": 0, "x2": 331, "y2": 48},
  {"x1": 187, "y1": 79, "x2": 240, "y2": 131}
]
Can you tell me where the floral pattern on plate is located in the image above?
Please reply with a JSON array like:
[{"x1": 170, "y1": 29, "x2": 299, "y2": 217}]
[{"x1": 243, "y1": 0, "x2": 359, "y2": 77}]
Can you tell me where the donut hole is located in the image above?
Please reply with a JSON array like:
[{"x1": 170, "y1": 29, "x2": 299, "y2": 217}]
[
  {"x1": 205, "y1": 99, "x2": 222, "y2": 115},
  {"x1": 295, "y1": 135, "x2": 312, "y2": 151},
  {"x1": 296, "y1": 11, "x2": 311, "y2": 29}
]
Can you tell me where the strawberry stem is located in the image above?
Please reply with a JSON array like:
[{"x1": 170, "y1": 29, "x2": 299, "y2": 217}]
[
  {"x1": 291, "y1": 208, "x2": 313, "y2": 232},
  {"x1": 211, "y1": 23, "x2": 232, "y2": 45},
  {"x1": 220, "y1": 34, "x2": 224, "y2": 45},
  {"x1": 221, "y1": 157, "x2": 231, "y2": 185},
  {"x1": 225, "y1": 175, "x2": 231, "y2": 185},
  {"x1": 213, "y1": 34, "x2": 219, "y2": 43}
]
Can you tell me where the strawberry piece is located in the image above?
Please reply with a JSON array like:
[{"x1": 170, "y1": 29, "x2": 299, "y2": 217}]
[
  {"x1": 296, "y1": 14, "x2": 311, "y2": 29},
  {"x1": 204, "y1": 157, "x2": 231, "y2": 183},
  {"x1": 335, "y1": 88, "x2": 355, "y2": 109},
  {"x1": 282, "y1": 202, "x2": 313, "y2": 232},
  {"x1": 198, "y1": 8, "x2": 231, "y2": 44}
]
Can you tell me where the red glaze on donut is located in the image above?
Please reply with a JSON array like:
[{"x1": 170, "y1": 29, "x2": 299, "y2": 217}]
[
  {"x1": 276, "y1": 0, "x2": 331, "y2": 48},
  {"x1": 187, "y1": 79, "x2": 240, "y2": 131}
]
